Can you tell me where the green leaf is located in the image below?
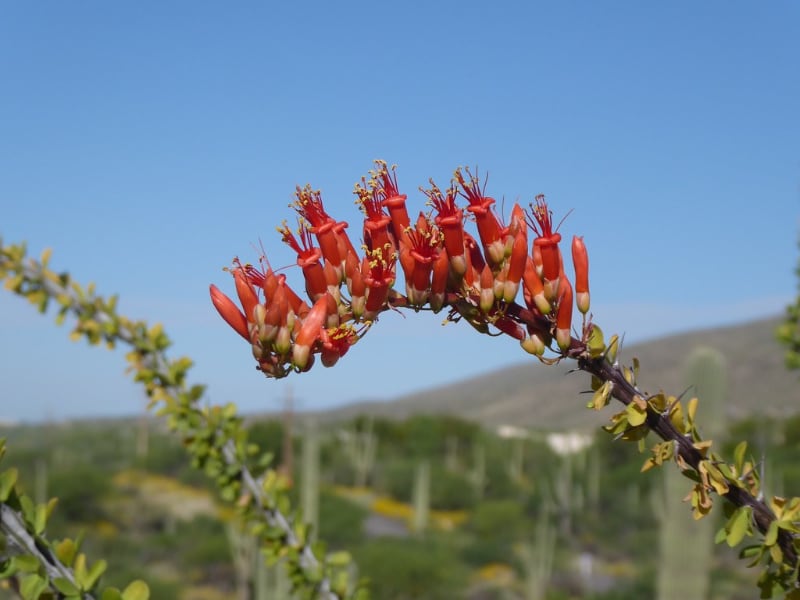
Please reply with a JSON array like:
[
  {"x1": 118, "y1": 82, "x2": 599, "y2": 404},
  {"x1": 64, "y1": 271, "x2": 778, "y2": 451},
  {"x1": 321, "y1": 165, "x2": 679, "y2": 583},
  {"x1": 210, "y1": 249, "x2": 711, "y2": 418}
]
[
  {"x1": 726, "y1": 506, "x2": 751, "y2": 547},
  {"x1": 54, "y1": 538, "x2": 78, "y2": 566},
  {"x1": 733, "y1": 440, "x2": 747, "y2": 472},
  {"x1": 0, "y1": 467, "x2": 18, "y2": 501},
  {"x1": 13, "y1": 555, "x2": 41, "y2": 573},
  {"x1": 34, "y1": 502, "x2": 47, "y2": 535},
  {"x1": 587, "y1": 324, "x2": 605, "y2": 358},
  {"x1": 764, "y1": 520, "x2": 779, "y2": 547},
  {"x1": 589, "y1": 380, "x2": 612, "y2": 410},
  {"x1": 714, "y1": 526, "x2": 727, "y2": 544},
  {"x1": 83, "y1": 558, "x2": 108, "y2": 590},
  {"x1": 19, "y1": 573, "x2": 48, "y2": 600},
  {"x1": 605, "y1": 334, "x2": 619, "y2": 364},
  {"x1": 327, "y1": 551, "x2": 352, "y2": 567},
  {"x1": 101, "y1": 588, "x2": 123, "y2": 600},
  {"x1": 625, "y1": 402, "x2": 647, "y2": 427},
  {"x1": 121, "y1": 580, "x2": 150, "y2": 600},
  {"x1": 52, "y1": 577, "x2": 81, "y2": 596},
  {"x1": 0, "y1": 558, "x2": 16, "y2": 578},
  {"x1": 769, "y1": 542, "x2": 782, "y2": 565},
  {"x1": 19, "y1": 495, "x2": 35, "y2": 525}
]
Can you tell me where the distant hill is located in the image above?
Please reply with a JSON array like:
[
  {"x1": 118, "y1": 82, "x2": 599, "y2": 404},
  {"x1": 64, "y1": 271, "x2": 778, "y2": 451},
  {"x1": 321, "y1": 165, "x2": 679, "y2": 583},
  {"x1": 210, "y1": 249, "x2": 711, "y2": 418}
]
[{"x1": 320, "y1": 316, "x2": 799, "y2": 430}]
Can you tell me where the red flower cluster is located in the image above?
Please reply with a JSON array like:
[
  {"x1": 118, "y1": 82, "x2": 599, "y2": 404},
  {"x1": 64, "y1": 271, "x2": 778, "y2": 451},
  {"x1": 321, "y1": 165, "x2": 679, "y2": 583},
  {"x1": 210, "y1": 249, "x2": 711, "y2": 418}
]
[{"x1": 210, "y1": 160, "x2": 590, "y2": 378}]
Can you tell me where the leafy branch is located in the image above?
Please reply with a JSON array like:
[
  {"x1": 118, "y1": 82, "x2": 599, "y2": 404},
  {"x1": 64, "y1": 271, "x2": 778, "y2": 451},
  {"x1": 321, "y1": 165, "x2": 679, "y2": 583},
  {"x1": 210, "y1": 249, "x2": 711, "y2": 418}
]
[{"x1": 0, "y1": 239, "x2": 364, "y2": 600}]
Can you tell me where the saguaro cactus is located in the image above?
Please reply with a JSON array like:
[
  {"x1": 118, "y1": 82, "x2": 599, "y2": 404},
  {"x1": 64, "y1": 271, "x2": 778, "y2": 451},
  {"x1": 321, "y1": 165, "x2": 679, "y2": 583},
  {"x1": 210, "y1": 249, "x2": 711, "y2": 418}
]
[
  {"x1": 469, "y1": 444, "x2": 486, "y2": 500},
  {"x1": 301, "y1": 418, "x2": 320, "y2": 539},
  {"x1": 412, "y1": 460, "x2": 430, "y2": 534},
  {"x1": 656, "y1": 346, "x2": 727, "y2": 600},
  {"x1": 340, "y1": 417, "x2": 377, "y2": 488},
  {"x1": 517, "y1": 503, "x2": 556, "y2": 600}
]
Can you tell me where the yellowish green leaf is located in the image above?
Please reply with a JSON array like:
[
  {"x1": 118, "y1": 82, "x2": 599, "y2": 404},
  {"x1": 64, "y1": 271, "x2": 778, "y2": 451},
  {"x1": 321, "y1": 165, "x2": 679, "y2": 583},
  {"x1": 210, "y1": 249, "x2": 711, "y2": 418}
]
[
  {"x1": 625, "y1": 402, "x2": 647, "y2": 427},
  {"x1": 726, "y1": 506, "x2": 751, "y2": 547},
  {"x1": 0, "y1": 467, "x2": 18, "y2": 501},
  {"x1": 121, "y1": 580, "x2": 150, "y2": 600}
]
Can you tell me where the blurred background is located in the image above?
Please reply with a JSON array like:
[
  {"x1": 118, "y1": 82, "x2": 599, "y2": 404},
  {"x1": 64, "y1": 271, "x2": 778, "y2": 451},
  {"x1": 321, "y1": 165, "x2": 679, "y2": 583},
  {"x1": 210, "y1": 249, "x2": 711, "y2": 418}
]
[{"x1": 1, "y1": 2, "x2": 798, "y2": 598}]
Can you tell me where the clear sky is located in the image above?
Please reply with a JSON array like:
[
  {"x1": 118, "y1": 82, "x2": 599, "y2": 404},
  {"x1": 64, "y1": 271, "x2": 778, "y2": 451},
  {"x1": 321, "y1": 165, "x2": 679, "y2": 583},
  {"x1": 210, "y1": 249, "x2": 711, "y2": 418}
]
[{"x1": 1, "y1": 2, "x2": 798, "y2": 423}]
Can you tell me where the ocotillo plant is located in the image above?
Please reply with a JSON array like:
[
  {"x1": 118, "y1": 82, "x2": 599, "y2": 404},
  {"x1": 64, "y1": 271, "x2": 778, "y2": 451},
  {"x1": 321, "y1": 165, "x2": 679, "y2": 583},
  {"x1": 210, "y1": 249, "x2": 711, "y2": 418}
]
[
  {"x1": 2, "y1": 160, "x2": 800, "y2": 598},
  {"x1": 655, "y1": 346, "x2": 727, "y2": 600},
  {"x1": 0, "y1": 241, "x2": 362, "y2": 599},
  {"x1": 206, "y1": 160, "x2": 800, "y2": 595}
]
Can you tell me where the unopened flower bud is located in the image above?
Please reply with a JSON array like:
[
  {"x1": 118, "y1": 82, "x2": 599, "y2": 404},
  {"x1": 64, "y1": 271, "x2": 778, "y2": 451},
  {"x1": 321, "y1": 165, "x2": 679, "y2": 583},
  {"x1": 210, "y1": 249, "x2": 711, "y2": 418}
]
[
  {"x1": 555, "y1": 277, "x2": 573, "y2": 352},
  {"x1": 571, "y1": 235, "x2": 590, "y2": 314},
  {"x1": 209, "y1": 284, "x2": 249, "y2": 341},
  {"x1": 479, "y1": 264, "x2": 495, "y2": 313},
  {"x1": 521, "y1": 333, "x2": 545, "y2": 356}
]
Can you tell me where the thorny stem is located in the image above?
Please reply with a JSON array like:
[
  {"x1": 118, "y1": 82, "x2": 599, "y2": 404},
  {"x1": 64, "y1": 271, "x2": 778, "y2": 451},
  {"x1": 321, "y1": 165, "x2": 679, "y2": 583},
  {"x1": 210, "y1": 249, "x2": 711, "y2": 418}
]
[
  {"x1": 458, "y1": 295, "x2": 800, "y2": 569},
  {"x1": 577, "y1": 353, "x2": 799, "y2": 569}
]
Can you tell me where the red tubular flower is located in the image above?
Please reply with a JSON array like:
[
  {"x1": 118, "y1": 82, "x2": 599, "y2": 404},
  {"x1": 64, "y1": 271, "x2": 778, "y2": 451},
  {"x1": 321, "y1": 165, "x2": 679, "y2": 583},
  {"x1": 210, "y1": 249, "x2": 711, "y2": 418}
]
[
  {"x1": 212, "y1": 161, "x2": 589, "y2": 375},
  {"x1": 209, "y1": 284, "x2": 249, "y2": 341},
  {"x1": 233, "y1": 268, "x2": 259, "y2": 324},
  {"x1": 373, "y1": 160, "x2": 410, "y2": 242},
  {"x1": 320, "y1": 324, "x2": 360, "y2": 368},
  {"x1": 293, "y1": 185, "x2": 344, "y2": 274},
  {"x1": 571, "y1": 235, "x2": 590, "y2": 314},
  {"x1": 503, "y1": 230, "x2": 528, "y2": 303},
  {"x1": 333, "y1": 220, "x2": 357, "y2": 270},
  {"x1": 355, "y1": 177, "x2": 395, "y2": 254},
  {"x1": 362, "y1": 247, "x2": 396, "y2": 320},
  {"x1": 454, "y1": 167, "x2": 505, "y2": 267},
  {"x1": 270, "y1": 280, "x2": 295, "y2": 356},
  {"x1": 324, "y1": 288, "x2": 340, "y2": 329},
  {"x1": 508, "y1": 203, "x2": 527, "y2": 238},
  {"x1": 252, "y1": 299, "x2": 278, "y2": 347},
  {"x1": 402, "y1": 213, "x2": 442, "y2": 307},
  {"x1": 238, "y1": 261, "x2": 278, "y2": 301},
  {"x1": 532, "y1": 243, "x2": 544, "y2": 279},
  {"x1": 462, "y1": 232, "x2": 486, "y2": 289},
  {"x1": 522, "y1": 257, "x2": 551, "y2": 316},
  {"x1": 280, "y1": 222, "x2": 328, "y2": 302},
  {"x1": 268, "y1": 273, "x2": 309, "y2": 323},
  {"x1": 345, "y1": 251, "x2": 366, "y2": 319},
  {"x1": 528, "y1": 195, "x2": 563, "y2": 300},
  {"x1": 292, "y1": 294, "x2": 329, "y2": 370},
  {"x1": 479, "y1": 263, "x2": 495, "y2": 313},
  {"x1": 493, "y1": 265, "x2": 507, "y2": 301},
  {"x1": 425, "y1": 180, "x2": 467, "y2": 277},
  {"x1": 555, "y1": 276, "x2": 573, "y2": 351},
  {"x1": 429, "y1": 247, "x2": 449, "y2": 312}
]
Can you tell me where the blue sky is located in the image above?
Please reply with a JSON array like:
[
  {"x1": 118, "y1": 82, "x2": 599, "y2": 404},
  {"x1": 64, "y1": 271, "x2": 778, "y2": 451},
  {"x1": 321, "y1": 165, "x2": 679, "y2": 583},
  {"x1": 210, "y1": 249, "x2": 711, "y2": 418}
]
[{"x1": 1, "y1": 2, "x2": 798, "y2": 422}]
